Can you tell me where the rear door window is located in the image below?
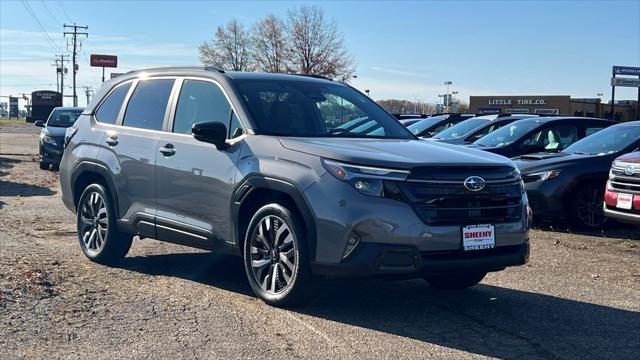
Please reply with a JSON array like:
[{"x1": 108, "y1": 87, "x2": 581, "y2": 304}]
[
  {"x1": 95, "y1": 82, "x2": 132, "y2": 124},
  {"x1": 123, "y1": 79, "x2": 175, "y2": 131}
]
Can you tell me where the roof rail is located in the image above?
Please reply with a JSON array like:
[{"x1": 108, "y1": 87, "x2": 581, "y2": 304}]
[
  {"x1": 204, "y1": 65, "x2": 225, "y2": 73},
  {"x1": 292, "y1": 73, "x2": 333, "y2": 81}
]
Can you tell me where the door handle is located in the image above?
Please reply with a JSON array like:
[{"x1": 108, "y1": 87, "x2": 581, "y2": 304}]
[
  {"x1": 105, "y1": 135, "x2": 118, "y2": 146},
  {"x1": 159, "y1": 144, "x2": 176, "y2": 156}
]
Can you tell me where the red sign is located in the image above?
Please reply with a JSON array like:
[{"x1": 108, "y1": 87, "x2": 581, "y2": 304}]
[{"x1": 90, "y1": 54, "x2": 118, "y2": 68}]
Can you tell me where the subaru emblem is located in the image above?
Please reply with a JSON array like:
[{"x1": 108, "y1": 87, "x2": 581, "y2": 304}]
[
  {"x1": 625, "y1": 165, "x2": 636, "y2": 176},
  {"x1": 464, "y1": 176, "x2": 486, "y2": 192}
]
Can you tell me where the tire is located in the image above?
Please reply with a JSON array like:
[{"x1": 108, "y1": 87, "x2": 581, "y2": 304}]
[
  {"x1": 39, "y1": 161, "x2": 48, "y2": 170},
  {"x1": 77, "y1": 183, "x2": 132, "y2": 265},
  {"x1": 568, "y1": 183, "x2": 608, "y2": 230},
  {"x1": 243, "y1": 203, "x2": 312, "y2": 307},
  {"x1": 50, "y1": 163, "x2": 59, "y2": 172},
  {"x1": 424, "y1": 271, "x2": 487, "y2": 290}
]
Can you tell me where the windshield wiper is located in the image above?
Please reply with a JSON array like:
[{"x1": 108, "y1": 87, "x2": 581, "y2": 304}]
[{"x1": 571, "y1": 151, "x2": 593, "y2": 155}]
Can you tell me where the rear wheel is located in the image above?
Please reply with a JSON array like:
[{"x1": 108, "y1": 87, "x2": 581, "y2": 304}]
[
  {"x1": 77, "y1": 184, "x2": 132, "y2": 265},
  {"x1": 243, "y1": 203, "x2": 312, "y2": 307},
  {"x1": 569, "y1": 183, "x2": 608, "y2": 230},
  {"x1": 39, "y1": 161, "x2": 48, "y2": 170},
  {"x1": 424, "y1": 271, "x2": 487, "y2": 290}
]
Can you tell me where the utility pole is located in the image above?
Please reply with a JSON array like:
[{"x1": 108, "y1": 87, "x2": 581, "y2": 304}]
[
  {"x1": 83, "y1": 86, "x2": 93, "y2": 105},
  {"x1": 64, "y1": 24, "x2": 88, "y2": 107},
  {"x1": 52, "y1": 54, "x2": 69, "y2": 96}
]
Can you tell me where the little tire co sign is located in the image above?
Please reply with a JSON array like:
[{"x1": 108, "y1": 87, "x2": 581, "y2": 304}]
[{"x1": 90, "y1": 54, "x2": 118, "y2": 68}]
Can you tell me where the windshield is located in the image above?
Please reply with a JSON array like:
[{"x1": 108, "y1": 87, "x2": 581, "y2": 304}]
[
  {"x1": 406, "y1": 116, "x2": 448, "y2": 135},
  {"x1": 47, "y1": 109, "x2": 82, "y2": 127},
  {"x1": 474, "y1": 119, "x2": 539, "y2": 147},
  {"x1": 233, "y1": 79, "x2": 414, "y2": 139},
  {"x1": 564, "y1": 125, "x2": 640, "y2": 155},
  {"x1": 435, "y1": 118, "x2": 489, "y2": 139}
]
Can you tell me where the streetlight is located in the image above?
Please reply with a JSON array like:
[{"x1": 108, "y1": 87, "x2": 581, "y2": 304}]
[
  {"x1": 444, "y1": 81, "x2": 453, "y2": 113},
  {"x1": 365, "y1": 89, "x2": 370, "y2": 97}
]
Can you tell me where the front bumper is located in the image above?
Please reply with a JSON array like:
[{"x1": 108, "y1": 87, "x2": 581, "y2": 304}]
[
  {"x1": 305, "y1": 172, "x2": 531, "y2": 274},
  {"x1": 312, "y1": 241, "x2": 529, "y2": 278},
  {"x1": 39, "y1": 141, "x2": 64, "y2": 164},
  {"x1": 524, "y1": 178, "x2": 571, "y2": 219}
]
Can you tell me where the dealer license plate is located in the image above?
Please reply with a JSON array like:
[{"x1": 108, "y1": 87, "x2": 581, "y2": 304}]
[
  {"x1": 617, "y1": 193, "x2": 633, "y2": 210},
  {"x1": 463, "y1": 224, "x2": 496, "y2": 251}
]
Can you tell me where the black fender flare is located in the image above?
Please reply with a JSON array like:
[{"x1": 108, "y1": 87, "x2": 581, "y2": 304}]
[
  {"x1": 71, "y1": 161, "x2": 121, "y2": 218},
  {"x1": 231, "y1": 175, "x2": 317, "y2": 261}
]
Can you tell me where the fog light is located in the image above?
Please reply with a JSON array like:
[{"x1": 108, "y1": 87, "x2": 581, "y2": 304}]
[{"x1": 342, "y1": 232, "x2": 361, "y2": 259}]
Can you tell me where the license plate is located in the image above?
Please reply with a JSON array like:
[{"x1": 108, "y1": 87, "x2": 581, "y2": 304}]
[
  {"x1": 462, "y1": 224, "x2": 495, "y2": 251},
  {"x1": 617, "y1": 193, "x2": 633, "y2": 210}
]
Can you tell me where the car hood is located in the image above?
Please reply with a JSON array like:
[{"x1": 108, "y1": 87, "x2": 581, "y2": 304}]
[
  {"x1": 279, "y1": 137, "x2": 515, "y2": 170},
  {"x1": 616, "y1": 152, "x2": 640, "y2": 163},
  {"x1": 513, "y1": 152, "x2": 613, "y2": 173}
]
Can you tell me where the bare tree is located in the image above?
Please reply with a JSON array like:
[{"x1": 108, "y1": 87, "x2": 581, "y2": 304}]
[
  {"x1": 199, "y1": 19, "x2": 253, "y2": 71},
  {"x1": 285, "y1": 5, "x2": 355, "y2": 81},
  {"x1": 252, "y1": 15, "x2": 288, "y2": 73}
]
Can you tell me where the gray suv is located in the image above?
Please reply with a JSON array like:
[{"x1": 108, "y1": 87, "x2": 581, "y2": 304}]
[{"x1": 60, "y1": 67, "x2": 531, "y2": 306}]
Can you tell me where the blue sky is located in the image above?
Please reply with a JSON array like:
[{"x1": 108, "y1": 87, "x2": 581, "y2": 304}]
[{"x1": 1, "y1": 0, "x2": 639, "y2": 107}]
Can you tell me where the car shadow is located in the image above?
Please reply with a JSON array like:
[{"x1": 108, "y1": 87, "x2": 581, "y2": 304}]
[
  {"x1": 117, "y1": 251, "x2": 640, "y2": 359},
  {"x1": 0, "y1": 180, "x2": 56, "y2": 197}
]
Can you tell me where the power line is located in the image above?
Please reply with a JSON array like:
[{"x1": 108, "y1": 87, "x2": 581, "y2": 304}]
[
  {"x1": 40, "y1": 0, "x2": 63, "y2": 26},
  {"x1": 57, "y1": 0, "x2": 73, "y2": 23},
  {"x1": 20, "y1": 0, "x2": 63, "y2": 53}
]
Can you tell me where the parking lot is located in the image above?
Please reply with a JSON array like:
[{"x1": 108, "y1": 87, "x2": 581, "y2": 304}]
[{"x1": 1, "y1": 123, "x2": 639, "y2": 359}]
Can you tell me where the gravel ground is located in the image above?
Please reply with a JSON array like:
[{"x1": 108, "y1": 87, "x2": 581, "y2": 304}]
[{"x1": 1, "y1": 126, "x2": 639, "y2": 359}]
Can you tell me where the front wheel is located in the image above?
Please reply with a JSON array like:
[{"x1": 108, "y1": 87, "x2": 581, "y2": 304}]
[
  {"x1": 424, "y1": 271, "x2": 487, "y2": 290},
  {"x1": 243, "y1": 203, "x2": 312, "y2": 307},
  {"x1": 77, "y1": 184, "x2": 132, "y2": 265},
  {"x1": 569, "y1": 183, "x2": 608, "y2": 230}
]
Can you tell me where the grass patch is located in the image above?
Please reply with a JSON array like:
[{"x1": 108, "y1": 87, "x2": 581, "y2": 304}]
[{"x1": 0, "y1": 118, "x2": 28, "y2": 127}]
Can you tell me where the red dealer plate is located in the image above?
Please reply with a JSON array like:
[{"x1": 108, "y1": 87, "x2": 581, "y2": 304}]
[
  {"x1": 617, "y1": 193, "x2": 633, "y2": 210},
  {"x1": 462, "y1": 224, "x2": 496, "y2": 251}
]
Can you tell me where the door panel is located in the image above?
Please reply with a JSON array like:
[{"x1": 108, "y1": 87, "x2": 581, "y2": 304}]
[
  {"x1": 111, "y1": 78, "x2": 175, "y2": 226},
  {"x1": 155, "y1": 78, "x2": 244, "y2": 246},
  {"x1": 155, "y1": 137, "x2": 243, "y2": 244}
]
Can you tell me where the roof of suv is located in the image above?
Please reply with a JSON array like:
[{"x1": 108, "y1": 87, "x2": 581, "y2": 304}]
[{"x1": 121, "y1": 66, "x2": 336, "y2": 84}]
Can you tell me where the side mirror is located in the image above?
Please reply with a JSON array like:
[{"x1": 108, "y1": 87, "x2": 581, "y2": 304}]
[
  {"x1": 35, "y1": 120, "x2": 44, "y2": 127},
  {"x1": 192, "y1": 121, "x2": 228, "y2": 149}
]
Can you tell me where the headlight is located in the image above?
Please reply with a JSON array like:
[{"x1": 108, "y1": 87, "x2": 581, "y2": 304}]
[
  {"x1": 522, "y1": 170, "x2": 561, "y2": 183},
  {"x1": 322, "y1": 159, "x2": 409, "y2": 197},
  {"x1": 41, "y1": 134, "x2": 57, "y2": 146}
]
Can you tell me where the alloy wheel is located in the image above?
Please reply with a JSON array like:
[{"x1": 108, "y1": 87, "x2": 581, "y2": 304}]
[
  {"x1": 249, "y1": 215, "x2": 297, "y2": 295},
  {"x1": 79, "y1": 192, "x2": 108, "y2": 255},
  {"x1": 576, "y1": 187, "x2": 606, "y2": 228}
]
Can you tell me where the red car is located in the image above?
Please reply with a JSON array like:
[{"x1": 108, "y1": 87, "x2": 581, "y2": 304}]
[{"x1": 604, "y1": 152, "x2": 640, "y2": 225}]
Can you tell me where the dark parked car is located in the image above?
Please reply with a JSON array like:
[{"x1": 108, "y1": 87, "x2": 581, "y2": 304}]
[
  {"x1": 604, "y1": 149, "x2": 640, "y2": 225},
  {"x1": 515, "y1": 121, "x2": 640, "y2": 229},
  {"x1": 35, "y1": 106, "x2": 84, "y2": 170},
  {"x1": 469, "y1": 117, "x2": 616, "y2": 158},
  {"x1": 432, "y1": 114, "x2": 538, "y2": 145},
  {"x1": 407, "y1": 114, "x2": 474, "y2": 138},
  {"x1": 59, "y1": 67, "x2": 530, "y2": 307}
]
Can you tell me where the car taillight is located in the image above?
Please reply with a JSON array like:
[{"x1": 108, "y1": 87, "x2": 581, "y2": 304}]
[{"x1": 64, "y1": 126, "x2": 78, "y2": 148}]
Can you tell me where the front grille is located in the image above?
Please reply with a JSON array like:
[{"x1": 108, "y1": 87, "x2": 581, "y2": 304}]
[
  {"x1": 610, "y1": 163, "x2": 640, "y2": 195},
  {"x1": 608, "y1": 163, "x2": 640, "y2": 214},
  {"x1": 402, "y1": 166, "x2": 523, "y2": 225}
]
